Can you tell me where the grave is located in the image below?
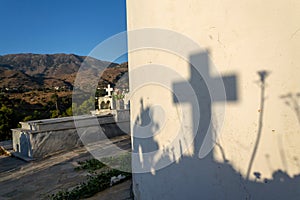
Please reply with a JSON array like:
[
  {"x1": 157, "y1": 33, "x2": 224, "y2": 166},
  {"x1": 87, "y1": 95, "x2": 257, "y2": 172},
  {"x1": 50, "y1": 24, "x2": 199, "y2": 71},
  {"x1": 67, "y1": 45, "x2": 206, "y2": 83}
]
[
  {"x1": 93, "y1": 84, "x2": 130, "y2": 115},
  {"x1": 11, "y1": 112, "x2": 130, "y2": 160}
]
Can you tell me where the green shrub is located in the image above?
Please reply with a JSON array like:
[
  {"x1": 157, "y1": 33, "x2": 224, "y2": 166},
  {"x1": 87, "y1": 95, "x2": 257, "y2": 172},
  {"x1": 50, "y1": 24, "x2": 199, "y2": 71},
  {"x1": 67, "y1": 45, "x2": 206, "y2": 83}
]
[{"x1": 50, "y1": 169, "x2": 131, "y2": 200}]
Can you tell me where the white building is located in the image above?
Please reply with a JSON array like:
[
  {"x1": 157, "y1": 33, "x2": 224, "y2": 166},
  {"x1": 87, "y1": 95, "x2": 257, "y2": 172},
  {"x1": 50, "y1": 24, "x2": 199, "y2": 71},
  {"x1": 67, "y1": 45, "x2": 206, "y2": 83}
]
[{"x1": 126, "y1": 0, "x2": 300, "y2": 199}]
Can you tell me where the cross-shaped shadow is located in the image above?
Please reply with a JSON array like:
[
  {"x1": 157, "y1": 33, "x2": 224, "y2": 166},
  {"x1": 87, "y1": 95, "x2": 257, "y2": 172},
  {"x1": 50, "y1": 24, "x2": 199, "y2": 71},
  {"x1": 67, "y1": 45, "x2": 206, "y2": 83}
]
[
  {"x1": 172, "y1": 51, "x2": 237, "y2": 159},
  {"x1": 132, "y1": 50, "x2": 300, "y2": 199}
]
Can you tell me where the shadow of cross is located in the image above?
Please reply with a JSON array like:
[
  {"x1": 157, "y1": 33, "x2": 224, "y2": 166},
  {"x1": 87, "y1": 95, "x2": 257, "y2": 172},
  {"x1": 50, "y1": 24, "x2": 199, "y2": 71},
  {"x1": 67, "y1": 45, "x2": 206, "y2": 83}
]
[{"x1": 173, "y1": 51, "x2": 237, "y2": 159}]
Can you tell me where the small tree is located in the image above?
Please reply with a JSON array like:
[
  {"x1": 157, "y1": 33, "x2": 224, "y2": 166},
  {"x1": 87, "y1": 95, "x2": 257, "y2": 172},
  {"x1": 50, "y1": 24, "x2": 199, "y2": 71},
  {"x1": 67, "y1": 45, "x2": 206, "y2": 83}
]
[
  {"x1": 51, "y1": 93, "x2": 59, "y2": 112},
  {"x1": 73, "y1": 96, "x2": 95, "y2": 115},
  {"x1": 50, "y1": 110, "x2": 60, "y2": 118},
  {"x1": 0, "y1": 105, "x2": 14, "y2": 141}
]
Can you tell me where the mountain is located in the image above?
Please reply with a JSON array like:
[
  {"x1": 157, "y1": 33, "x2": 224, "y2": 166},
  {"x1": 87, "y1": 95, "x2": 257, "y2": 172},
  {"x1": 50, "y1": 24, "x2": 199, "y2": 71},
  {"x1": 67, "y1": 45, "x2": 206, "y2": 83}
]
[{"x1": 0, "y1": 53, "x2": 128, "y2": 91}]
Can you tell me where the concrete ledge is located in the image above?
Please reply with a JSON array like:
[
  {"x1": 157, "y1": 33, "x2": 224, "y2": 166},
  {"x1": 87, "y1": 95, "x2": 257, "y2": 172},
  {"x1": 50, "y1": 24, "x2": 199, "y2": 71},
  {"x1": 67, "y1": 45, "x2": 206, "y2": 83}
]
[
  {"x1": 11, "y1": 152, "x2": 34, "y2": 162},
  {"x1": 11, "y1": 113, "x2": 130, "y2": 160}
]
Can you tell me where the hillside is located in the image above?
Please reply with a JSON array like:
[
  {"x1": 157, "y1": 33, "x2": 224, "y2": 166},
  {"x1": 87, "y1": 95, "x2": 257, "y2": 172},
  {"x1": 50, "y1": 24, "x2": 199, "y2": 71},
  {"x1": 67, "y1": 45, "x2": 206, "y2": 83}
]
[
  {"x1": 0, "y1": 54, "x2": 129, "y2": 140},
  {"x1": 0, "y1": 53, "x2": 128, "y2": 91}
]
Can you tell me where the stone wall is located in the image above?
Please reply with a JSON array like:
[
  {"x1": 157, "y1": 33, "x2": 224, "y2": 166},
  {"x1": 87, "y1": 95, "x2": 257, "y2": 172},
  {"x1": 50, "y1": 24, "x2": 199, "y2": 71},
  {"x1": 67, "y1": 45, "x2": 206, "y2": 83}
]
[{"x1": 12, "y1": 112, "x2": 130, "y2": 159}]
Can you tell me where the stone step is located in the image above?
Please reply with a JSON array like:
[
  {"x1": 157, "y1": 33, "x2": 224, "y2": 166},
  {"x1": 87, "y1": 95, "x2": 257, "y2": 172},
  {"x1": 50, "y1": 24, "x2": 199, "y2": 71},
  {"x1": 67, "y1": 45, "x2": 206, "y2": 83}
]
[{"x1": 10, "y1": 152, "x2": 35, "y2": 162}]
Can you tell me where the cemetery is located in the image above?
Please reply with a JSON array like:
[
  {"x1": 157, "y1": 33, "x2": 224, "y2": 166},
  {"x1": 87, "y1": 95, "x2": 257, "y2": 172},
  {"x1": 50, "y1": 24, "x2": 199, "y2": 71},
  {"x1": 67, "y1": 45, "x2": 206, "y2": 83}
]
[
  {"x1": 0, "y1": 0, "x2": 299, "y2": 199},
  {"x1": 0, "y1": 84, "x2": 132, "y2": 199},
  {"x1": 10, "y1": 84, "x2": 130, "y2": 160}
]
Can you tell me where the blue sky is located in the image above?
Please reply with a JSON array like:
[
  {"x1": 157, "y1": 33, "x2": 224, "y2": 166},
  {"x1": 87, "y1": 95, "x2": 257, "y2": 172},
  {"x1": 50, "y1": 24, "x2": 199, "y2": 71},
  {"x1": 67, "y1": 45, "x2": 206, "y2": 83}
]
[{"x1": 0, "y1": 0, "x2": 127, "y2": 63}]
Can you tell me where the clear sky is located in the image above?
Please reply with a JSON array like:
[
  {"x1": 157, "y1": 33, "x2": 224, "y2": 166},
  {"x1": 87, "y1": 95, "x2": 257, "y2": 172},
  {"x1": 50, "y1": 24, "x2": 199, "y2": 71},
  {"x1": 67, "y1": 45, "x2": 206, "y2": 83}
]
[{"x1": 0, "y1": 0, "x2": 128, "y2": 63}]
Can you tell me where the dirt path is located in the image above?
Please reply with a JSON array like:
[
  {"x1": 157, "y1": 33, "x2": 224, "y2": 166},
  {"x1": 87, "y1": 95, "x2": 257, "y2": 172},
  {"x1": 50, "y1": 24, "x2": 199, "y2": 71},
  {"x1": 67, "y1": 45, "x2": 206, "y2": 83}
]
[
  {"x1": 86, "y1": 179, "x2": 133, "y2": 200},
  {"x1": 0, "y1": 135, "x2": 131, "y2": 200}
]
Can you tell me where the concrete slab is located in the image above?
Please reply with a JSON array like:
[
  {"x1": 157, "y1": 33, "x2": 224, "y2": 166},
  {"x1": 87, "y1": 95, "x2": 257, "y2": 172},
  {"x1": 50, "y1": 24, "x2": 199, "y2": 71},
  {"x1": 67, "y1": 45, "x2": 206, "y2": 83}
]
[
  {"x1": 11, "y1": 152, "x2": 35, "y2": 162},
  {"x1": 12, "y1": 114, "x2": 130, "y2": 159}
]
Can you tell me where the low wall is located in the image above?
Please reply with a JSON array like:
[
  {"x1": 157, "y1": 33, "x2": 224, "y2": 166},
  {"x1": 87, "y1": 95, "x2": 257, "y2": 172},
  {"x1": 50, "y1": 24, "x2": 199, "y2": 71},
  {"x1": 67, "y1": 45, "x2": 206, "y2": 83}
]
[{"x1": 11, "y1": 112, "x2": 130, "y2": 159}]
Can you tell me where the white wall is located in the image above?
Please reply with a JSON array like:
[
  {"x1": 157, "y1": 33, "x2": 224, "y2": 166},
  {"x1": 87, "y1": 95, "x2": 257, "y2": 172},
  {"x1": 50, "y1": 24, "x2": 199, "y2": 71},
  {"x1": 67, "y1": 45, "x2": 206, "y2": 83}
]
[{"x1": 127, "y1": 0, "x2": 300, "y2": 199}]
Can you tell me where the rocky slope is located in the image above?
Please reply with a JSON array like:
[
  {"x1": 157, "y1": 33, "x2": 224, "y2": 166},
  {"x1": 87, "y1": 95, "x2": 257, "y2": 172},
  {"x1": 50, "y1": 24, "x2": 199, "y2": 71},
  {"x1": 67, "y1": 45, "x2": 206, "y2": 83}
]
[{"x1": 0, "y1": 53, "x2": 128, "y2": 91}]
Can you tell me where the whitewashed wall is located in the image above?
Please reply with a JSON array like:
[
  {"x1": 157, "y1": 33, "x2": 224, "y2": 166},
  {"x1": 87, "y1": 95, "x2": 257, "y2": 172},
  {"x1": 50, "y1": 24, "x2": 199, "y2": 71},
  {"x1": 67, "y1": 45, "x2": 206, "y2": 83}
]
[
  {"x1": 12, "y1": 114, "x2": 130, "y2": 159},
  {"x1": 127, "y1": 0, "x2": 300, "y2": 199}
]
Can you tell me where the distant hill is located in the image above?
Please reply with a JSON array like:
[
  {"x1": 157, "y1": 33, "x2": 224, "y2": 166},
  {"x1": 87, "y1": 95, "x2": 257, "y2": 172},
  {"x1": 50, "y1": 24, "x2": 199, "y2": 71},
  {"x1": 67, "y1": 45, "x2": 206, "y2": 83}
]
[{"x1": 0, "y1": 53, "x2": 128, "y2": 91}]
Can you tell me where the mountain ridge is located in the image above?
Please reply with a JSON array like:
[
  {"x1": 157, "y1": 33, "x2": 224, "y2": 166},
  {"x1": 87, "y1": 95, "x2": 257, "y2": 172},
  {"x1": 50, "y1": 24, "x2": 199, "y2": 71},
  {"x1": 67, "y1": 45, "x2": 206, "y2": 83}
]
[{"x1": 0, "y1": 53, "x2": 128, "y2": 91}]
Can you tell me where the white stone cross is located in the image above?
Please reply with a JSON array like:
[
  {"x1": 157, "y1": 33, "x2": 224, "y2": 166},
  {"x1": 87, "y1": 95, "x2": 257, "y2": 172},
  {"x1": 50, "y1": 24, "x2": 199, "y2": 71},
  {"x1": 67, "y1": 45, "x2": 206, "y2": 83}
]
[{"x1": 105, "y1": 84, "x2": 113, "y2": 96}]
